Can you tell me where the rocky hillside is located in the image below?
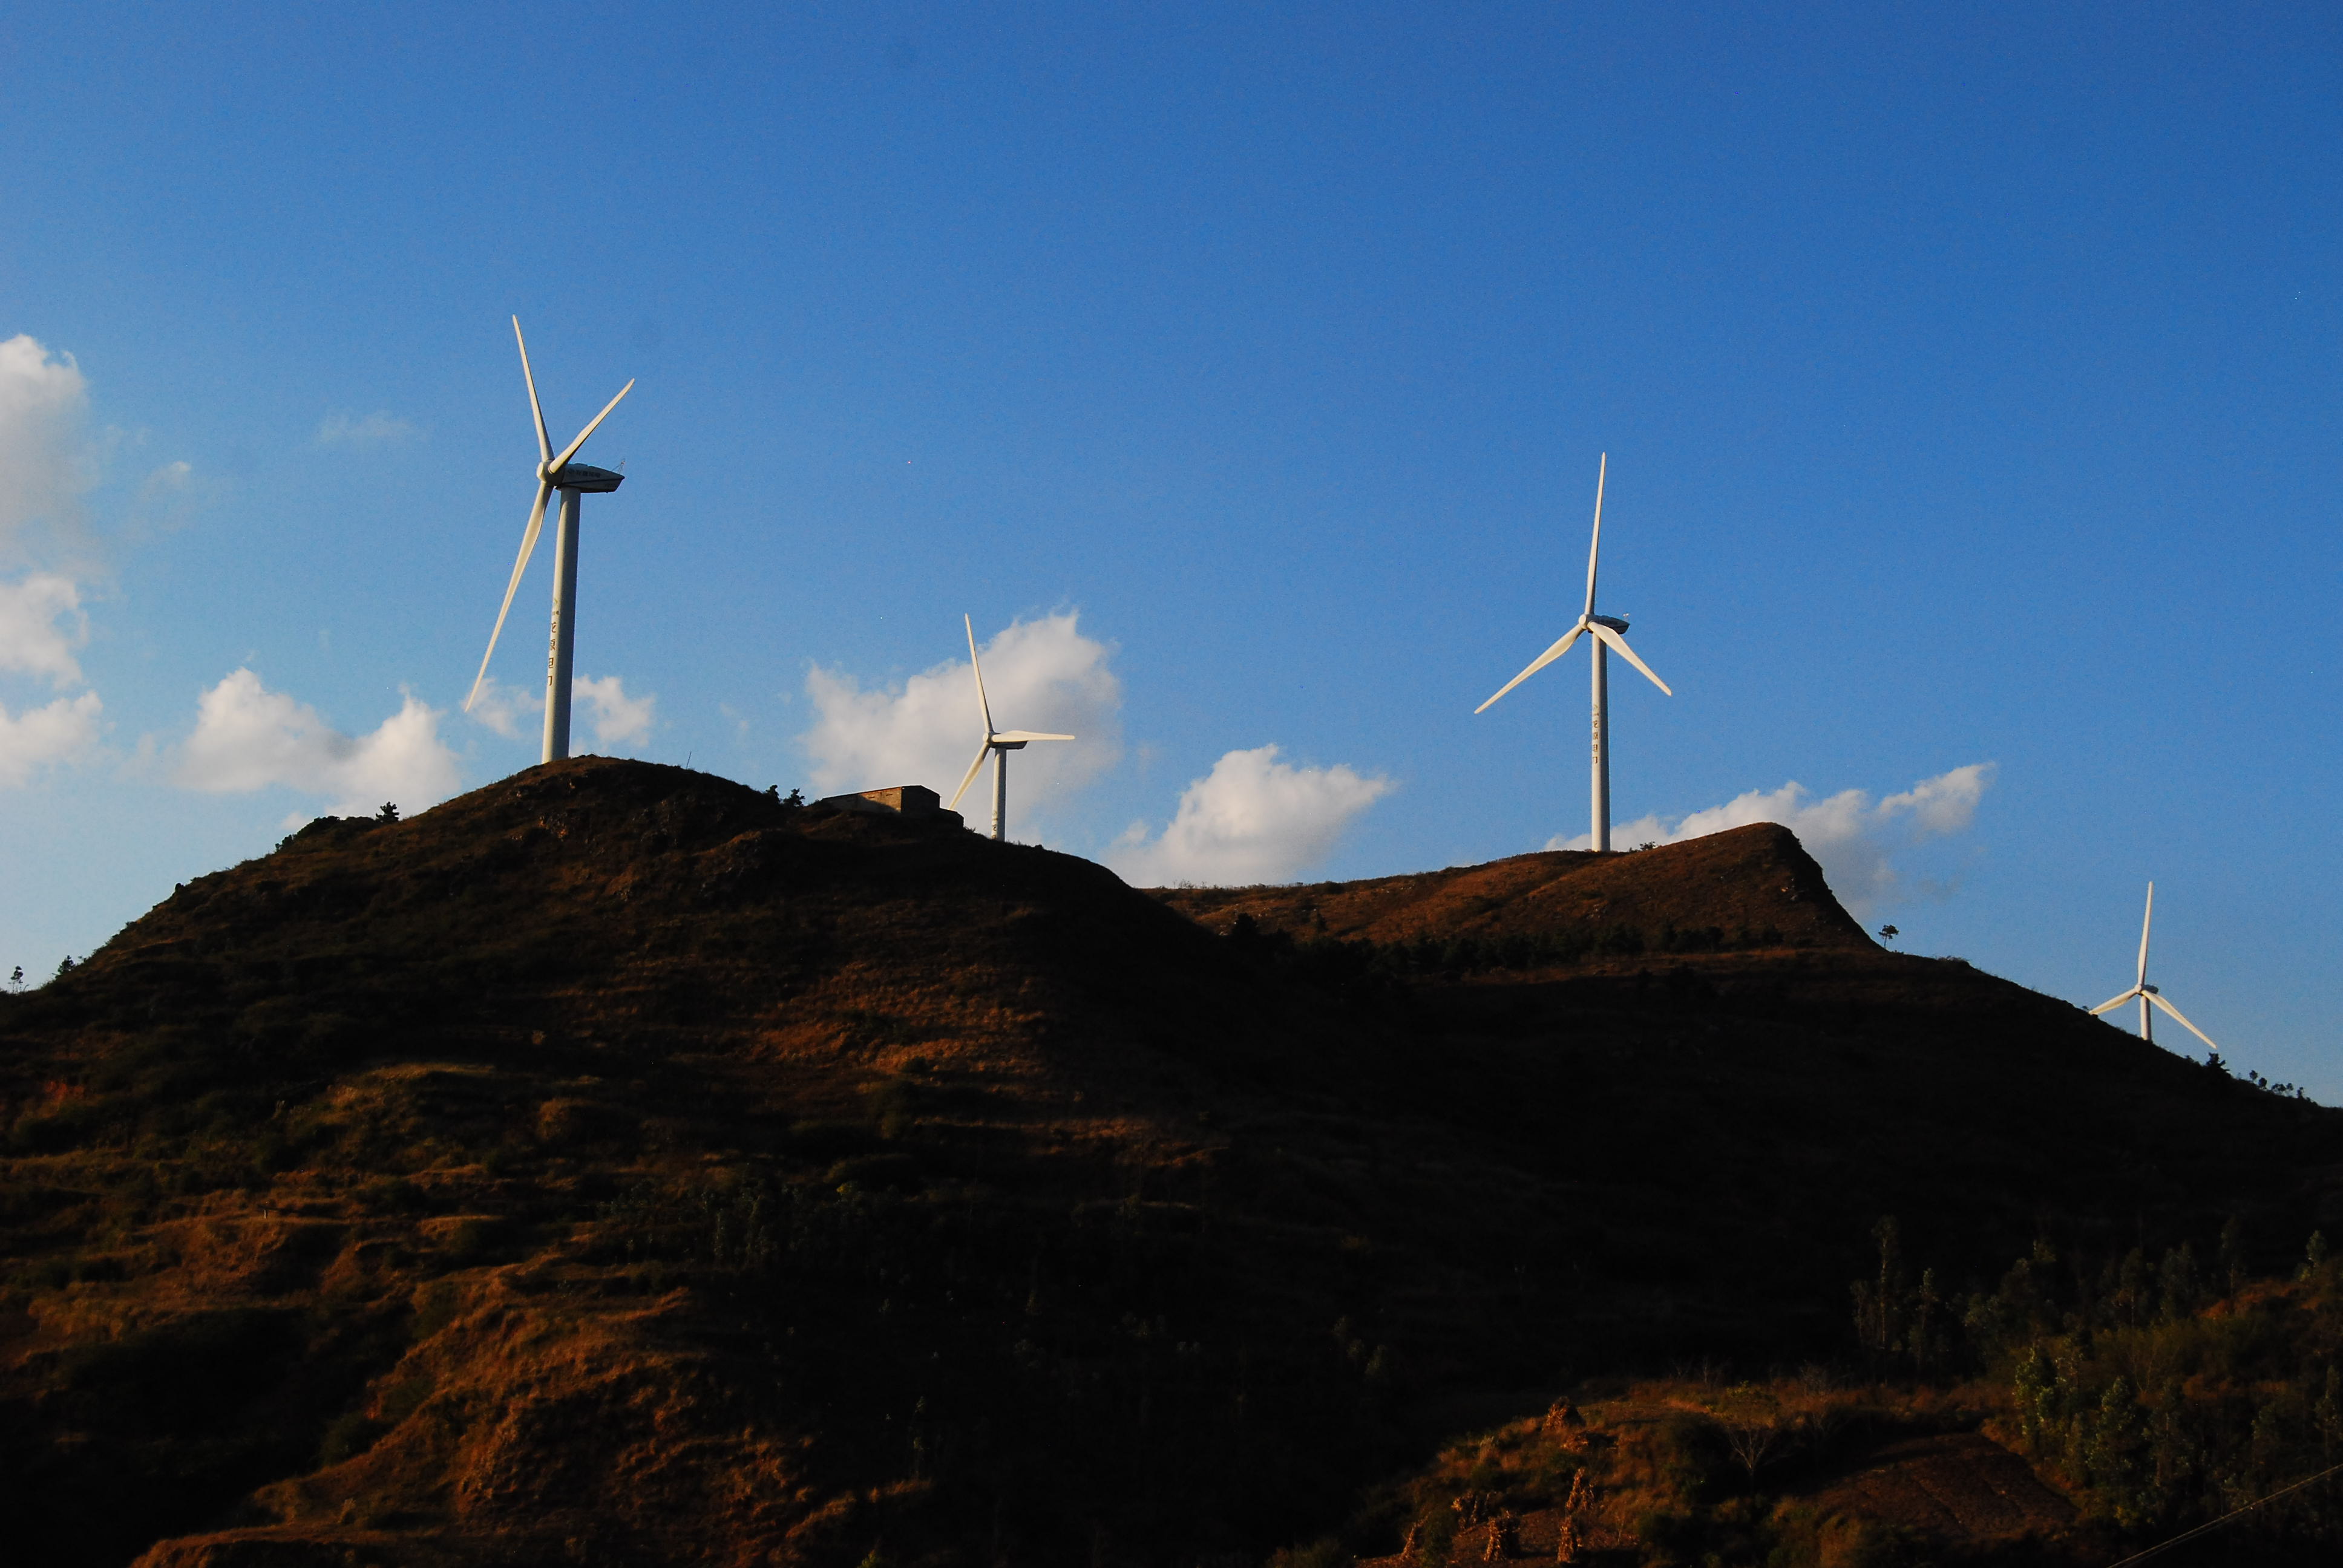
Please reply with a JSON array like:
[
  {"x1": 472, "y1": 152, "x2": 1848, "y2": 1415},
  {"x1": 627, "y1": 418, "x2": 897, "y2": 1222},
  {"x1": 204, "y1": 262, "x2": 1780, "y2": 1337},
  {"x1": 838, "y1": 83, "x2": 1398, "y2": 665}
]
[{"x1": 0, "y1": 759, "x2": 2334, "y2": 1567}]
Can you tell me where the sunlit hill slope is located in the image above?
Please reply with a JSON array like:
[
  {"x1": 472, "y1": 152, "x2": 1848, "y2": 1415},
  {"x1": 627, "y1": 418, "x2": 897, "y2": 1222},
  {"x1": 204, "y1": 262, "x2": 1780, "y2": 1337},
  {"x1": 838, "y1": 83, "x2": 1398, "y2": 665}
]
[{"x1": 1, "y1": 757, "x2": 2335, "y2": 1567}]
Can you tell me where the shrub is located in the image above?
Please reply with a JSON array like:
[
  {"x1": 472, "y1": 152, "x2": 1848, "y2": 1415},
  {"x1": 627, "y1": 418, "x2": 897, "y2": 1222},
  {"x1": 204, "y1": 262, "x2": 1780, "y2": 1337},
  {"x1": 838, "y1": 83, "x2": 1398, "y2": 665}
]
[{"x1": 1266, "y1": 1538, "x2": 1345, "y2": 1568}]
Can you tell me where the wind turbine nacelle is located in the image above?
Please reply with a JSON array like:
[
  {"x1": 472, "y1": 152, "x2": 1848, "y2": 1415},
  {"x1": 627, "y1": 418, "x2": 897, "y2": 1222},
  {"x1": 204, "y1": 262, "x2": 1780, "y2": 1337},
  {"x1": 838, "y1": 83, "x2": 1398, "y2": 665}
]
[
  {"x1": 994, "y1": 739, "x2": 1030, "y2": 751},
  {"x1": 553, "y1": 463, "x2": 626, "y2": 494},
  {"x1": 1591, "y1": 614, "x2": 1630, "y2": 633}
]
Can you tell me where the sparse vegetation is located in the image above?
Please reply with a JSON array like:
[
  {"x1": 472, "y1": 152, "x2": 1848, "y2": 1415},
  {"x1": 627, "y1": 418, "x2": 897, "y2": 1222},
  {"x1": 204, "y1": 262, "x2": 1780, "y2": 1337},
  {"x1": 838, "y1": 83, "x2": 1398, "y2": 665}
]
[{"x1": 0, "y1": 759, "x2": 2333, "y2": 1567}]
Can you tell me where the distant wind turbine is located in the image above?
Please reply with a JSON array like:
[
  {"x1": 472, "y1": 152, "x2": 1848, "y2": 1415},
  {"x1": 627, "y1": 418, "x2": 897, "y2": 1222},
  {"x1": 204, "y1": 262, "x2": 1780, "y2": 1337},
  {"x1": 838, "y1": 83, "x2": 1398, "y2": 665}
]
[
  {"x1": 948, "y1": 615, "x2": 1073, "y2": 842},
  {"x1": 1475, "y1": 454, "x2": 1673, "y2": 851},
  {"x1": 464, "y1": 316, "x2": 634, "y2": 764},
  {"x1": 2089, "y1": 882, "x2": 2220, "y2": 1053}
]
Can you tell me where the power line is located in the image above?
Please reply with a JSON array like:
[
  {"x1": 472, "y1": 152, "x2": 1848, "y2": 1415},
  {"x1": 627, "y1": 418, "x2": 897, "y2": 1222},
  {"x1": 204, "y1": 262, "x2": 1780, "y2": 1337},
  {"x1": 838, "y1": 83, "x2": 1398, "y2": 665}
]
[{"x1": 2100, "y1": 1458, "x2": 2343, "y2": 1568}]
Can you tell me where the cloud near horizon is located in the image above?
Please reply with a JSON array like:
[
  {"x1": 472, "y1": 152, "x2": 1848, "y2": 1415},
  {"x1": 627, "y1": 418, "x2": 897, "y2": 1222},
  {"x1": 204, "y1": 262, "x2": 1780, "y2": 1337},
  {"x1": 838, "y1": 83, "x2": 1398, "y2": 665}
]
[
  {"x1": 466, "y1": 672, "x2": 655, "y2": 751},
  {"x1": 0, "y1": 339, "x2": 112, "y2": 788},
  {"x1": 175, "y1": 668, "x2": 462, "y2": 818},
  {"x1": 0, "y1": 569, "x2": 105, "y2": 788},
  {"x1": 798, "y1": 612, "x2": 1121, "y2": 819},
  {"x1": 574, "y1": 675, "x2": 655, "y2": 748},
  {"x1": 1546, "y1": 762, "x2": 1995, "y2": 918},
  {"x1": 1110, "y1": 744, "x2": 1394, "y2": 887}
]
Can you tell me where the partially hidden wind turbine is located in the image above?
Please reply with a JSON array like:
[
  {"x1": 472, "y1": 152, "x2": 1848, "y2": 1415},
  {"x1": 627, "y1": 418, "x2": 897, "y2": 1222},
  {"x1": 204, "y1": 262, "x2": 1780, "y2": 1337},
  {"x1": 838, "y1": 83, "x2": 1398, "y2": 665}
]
[
  {"x1": 464, "y1": 317, "x2": 634, "y2": 765},
  {"x1": 947, "y1": 615, "x2": 1073, "y2": 842},
  {"x1": 1474, "y1": 454, "x2": 1673, "y2": 851},
  {"x1": 2089, "y1": 882, "x2": 2221, "y2": 1053}
]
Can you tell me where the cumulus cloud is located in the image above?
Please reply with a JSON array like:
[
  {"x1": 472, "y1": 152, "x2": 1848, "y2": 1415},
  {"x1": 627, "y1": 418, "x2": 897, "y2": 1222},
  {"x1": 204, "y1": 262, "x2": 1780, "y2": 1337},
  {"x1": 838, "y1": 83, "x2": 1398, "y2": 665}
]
[
  {"x1": 315, "y1": 411, "x2": 420, "y2": 448},
  {"x1": 0, "y1": 572, "x2": 103, "y2": 786},
  {"x1": 0, "y1": 691, "x2": 102, "y2": 786},
  {"x1": 464, "y1": 674, "x2": 543, "y2": 739},
  {"x1": 1110, "y1": 744, "x2": 1394, "y2": 887},
  {"x1": 0, "y1": 573, "x2": 89, "y2": 687},
  {"x1": 463, "y1": 672, "x2": 652, "y2": 751},
  {"x1": 575, "y1": 674, "x2": 654, "y2": 749},
  {"x1": 1547, "y1": 763, "x2": 1995, "y2": 917},
  {"x1": 0, "y1": 333, "x2": 94, "y2": 557},
  {"x1": 798, "y1": 612, "x2": 1122, "y2": 813},
  {"x1": 176, "y1": 668, "x2": 462, "y2": 817}
]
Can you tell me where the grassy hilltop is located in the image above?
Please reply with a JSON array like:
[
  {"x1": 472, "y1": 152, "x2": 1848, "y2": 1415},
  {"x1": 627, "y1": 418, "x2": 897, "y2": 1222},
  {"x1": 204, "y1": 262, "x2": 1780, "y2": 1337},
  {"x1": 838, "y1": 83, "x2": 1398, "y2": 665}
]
[{"x1": 1, "y1": 757, "x2": 2337, "y2": 1567}]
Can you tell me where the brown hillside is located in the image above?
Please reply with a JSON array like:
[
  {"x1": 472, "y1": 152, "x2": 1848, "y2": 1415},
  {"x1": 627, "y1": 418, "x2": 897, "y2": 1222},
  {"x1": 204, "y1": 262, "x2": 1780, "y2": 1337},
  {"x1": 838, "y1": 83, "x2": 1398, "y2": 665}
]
[
  {"x1": 1152, "y1": 823, "x2": 1869, "y2": 952},
  {"x1": 1, "y1": 759, "x2": 2337, "y2": 1568}
]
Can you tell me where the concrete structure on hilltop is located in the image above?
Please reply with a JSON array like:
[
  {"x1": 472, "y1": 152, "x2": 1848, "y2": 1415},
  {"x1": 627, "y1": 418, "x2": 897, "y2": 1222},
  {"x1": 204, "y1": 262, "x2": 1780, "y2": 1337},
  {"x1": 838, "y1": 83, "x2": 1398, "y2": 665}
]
[{"x1": 818, "y1": 785, "x2": 946, "y2": 818}]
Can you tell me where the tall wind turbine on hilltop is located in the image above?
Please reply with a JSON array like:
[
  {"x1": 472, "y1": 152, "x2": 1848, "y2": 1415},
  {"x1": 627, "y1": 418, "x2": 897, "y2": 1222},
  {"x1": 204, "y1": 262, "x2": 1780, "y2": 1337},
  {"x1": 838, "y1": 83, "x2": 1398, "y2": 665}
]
[
  {"x1": 2089, "y1": 882, "x2": 2222, "y2": 1053},
  {"x1": 464, "y1": 317, "x2": 634, "y2": 765},
  {"x1": 948, "y1": 616, "x2": 1073, "y2": 842},
  {"x1": 1475, "y1": 454, "x2": 1673, "y2": 851}
]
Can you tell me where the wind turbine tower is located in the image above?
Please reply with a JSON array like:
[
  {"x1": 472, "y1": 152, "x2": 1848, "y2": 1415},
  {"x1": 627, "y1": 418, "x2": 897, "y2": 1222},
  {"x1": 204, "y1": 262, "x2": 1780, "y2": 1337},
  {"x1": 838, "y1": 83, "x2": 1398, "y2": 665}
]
[
  {"x1": 465, "y1": 317, "x2": 634, "y2": 764},
  {"x1": 2089, "y1": 882, "x2": 2221, "y2": 1053},
  {"x1": 948, "y1": 616, "x2": 1073, "y2": 841},
  {"x1": 1475, "y1": 454, "x2": 1673, "y2": 851}
]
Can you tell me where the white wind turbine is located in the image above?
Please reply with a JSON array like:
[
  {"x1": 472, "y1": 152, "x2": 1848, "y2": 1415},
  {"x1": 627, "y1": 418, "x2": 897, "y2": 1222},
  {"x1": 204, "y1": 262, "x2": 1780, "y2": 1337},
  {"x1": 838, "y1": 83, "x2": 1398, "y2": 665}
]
[
  {"x1": 464, "y1": 316, "x2": 634, "y2": 765},
  {"x1": 2089, "y1": 882, "x2": 2221, "y2": 1053},
  {"x1": 1475, "y1": 454, "x2": 1673, "y2": 851},
  {"x1": 947, "y1": 615, "x2": 1073, "y2": 842}
]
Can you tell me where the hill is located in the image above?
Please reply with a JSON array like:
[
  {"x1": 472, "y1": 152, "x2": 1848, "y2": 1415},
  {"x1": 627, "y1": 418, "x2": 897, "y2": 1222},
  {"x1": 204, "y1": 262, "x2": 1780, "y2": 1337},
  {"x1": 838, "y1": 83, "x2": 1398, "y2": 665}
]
[
  {"x1": 1150, "y1": 822, "x2": 1867, "y2": 954},
  {"x1": 1, "y1": 758, "x2": 2336, "y2": 1567}
]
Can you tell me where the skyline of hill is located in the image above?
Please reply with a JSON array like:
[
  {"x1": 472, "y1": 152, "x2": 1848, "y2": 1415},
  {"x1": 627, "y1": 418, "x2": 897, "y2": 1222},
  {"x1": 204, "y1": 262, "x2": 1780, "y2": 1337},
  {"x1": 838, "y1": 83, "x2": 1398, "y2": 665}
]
[{"x1": 1, "y1": 758, "x2": 2335, "y2": 1567}]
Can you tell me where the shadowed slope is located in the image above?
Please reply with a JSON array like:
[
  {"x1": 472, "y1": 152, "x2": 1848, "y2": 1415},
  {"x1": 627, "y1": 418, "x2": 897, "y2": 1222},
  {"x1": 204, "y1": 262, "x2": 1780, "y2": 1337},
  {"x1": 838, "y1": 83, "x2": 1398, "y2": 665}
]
[{"x1": 0, "y1": 760, "x2": 2335, "y2": 1568}]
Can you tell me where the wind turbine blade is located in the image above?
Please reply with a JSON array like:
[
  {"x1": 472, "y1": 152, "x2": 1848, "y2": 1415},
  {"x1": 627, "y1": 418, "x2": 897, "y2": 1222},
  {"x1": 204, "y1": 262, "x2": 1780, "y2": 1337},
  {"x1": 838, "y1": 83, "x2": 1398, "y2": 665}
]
[
  {"x1": 1582, "y1": 452, "x2": 1607, "y2": 620},
  {"x1": 465, "y1": 480, "x2": 553, "y2": 711},
  {"x1": 2088, "y1": 988, "x2": 2142, "y2": 1016},
  {"x1": 1475, "y1": 625, "x2": 1584, "y2": 714},
  {"x1": 550, "y1": 379, "x2": 634, "y2": 472},
  {"x1": 994, "y1": 731, "x2": 1075, "y2": 742},
  {"x1": 963, "y1": 614, "x2": 996, "y2": 736},
  {"x1": 948, "y1": 739, "x2": 992, "y2": 810},
  {"x1": 2146, "y1": 990, "x2": 2219, "y2": 1052},
  {"x1": 2136, "y1": 881, "x2": 2155, "y2": 988},
  {"x1": 513, "y1": 317, "x2": 552, "y2": 467},
  {"x1": 1588, "y1": 621, "x2": 1673, "y2": 696}
]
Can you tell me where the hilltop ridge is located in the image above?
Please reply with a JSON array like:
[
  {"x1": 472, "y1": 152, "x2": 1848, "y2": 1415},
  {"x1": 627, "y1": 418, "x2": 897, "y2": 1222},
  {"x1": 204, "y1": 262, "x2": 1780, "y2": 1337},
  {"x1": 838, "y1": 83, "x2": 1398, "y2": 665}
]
[
  {"x1": 1, "y1": 758, "x2": 2336, "y2": 1567},
  {"x1": 1152, "y1": 822, "x2": 1869, "y2": 952}
]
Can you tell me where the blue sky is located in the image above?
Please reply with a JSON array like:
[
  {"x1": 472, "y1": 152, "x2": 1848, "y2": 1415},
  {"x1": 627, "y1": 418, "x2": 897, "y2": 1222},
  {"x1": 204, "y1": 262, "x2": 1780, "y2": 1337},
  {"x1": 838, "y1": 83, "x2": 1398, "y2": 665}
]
[{"x1": 2, "y1": 4, "x2": 2336, "y2": 1091}]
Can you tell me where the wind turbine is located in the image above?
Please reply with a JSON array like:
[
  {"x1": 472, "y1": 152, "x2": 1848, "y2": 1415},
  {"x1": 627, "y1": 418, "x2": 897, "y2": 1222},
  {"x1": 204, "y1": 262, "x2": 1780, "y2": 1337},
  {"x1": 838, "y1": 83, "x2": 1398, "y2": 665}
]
[
  {"x1": 1475, "y1": 454, "x2": 1673, "y2": 851},
  {"x1": 947, "y1": 615, "x2": 1073, "y2": 842},
  {"x1": 464, "y1": 317, "x2": 634, "y2": 765},
  {"x1": 2089, "y1": 882, "x2": 2221, "y2": 1053}
]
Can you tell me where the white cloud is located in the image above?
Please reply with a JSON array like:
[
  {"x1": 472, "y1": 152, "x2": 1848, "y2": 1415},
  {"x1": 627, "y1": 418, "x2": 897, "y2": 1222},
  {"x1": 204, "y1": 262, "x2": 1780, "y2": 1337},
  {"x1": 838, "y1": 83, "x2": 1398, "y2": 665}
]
[
  {"x1": 315, "y1": 411, "x2": 419, "y2": 448},
  {"x1": 575, "y1": 673, "x2": 654, "y2": 749},
  {"x1": 0, "y1": 573, "x2": 88, "y2": 687},
  {"x1": 463, "y1": 672, "x2": 652, "y2": 751},
  {"x1": 140, "y1": 459, "x2": 192, "y2": 497},
  {"x1": 1547, "y1": 762, "x2": 1995, "y2": 918},
  {"x1": 1110, "y1": 744, "x2": 1394, "y2": 887},
  {"x1": 0, "y1": 334, "x2": 94, "y2": 557},
  {"x1": 798, "y1": 612, "x2": 1122, "y2": 813},
  {"x1": 175, "y1": 668, "x2": 462, "y2": 817},
  {"x1": 0, "y1": 570, "x2": 102, "y2": 787},
  {"x1": 464, "y1": 674, "x2": 543, "y2": 739},
  {"x1": 0, "y1": 691, "x2": 102, "y2": 786}
]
